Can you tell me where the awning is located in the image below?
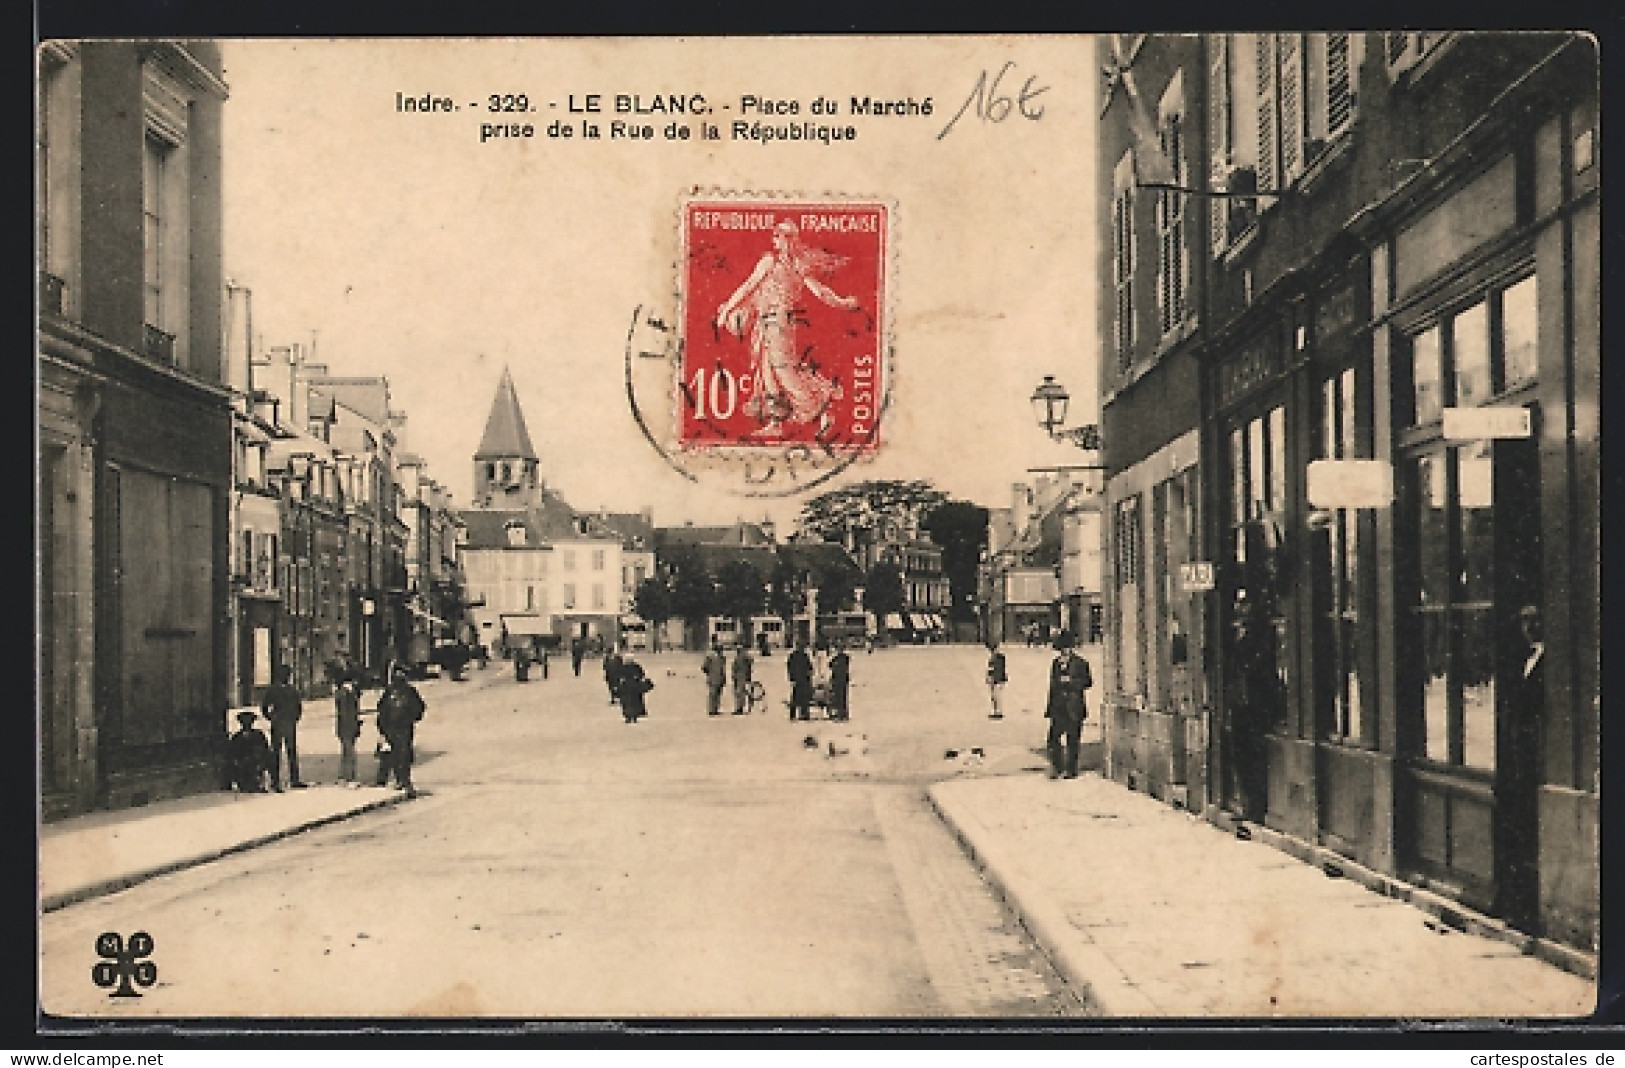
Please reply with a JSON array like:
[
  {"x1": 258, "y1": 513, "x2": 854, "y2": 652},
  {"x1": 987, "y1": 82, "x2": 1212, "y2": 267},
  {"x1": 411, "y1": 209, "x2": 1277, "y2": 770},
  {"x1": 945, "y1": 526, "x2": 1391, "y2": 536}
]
[
  {"x1": 884, "y1": 613, "x2": 905, "y2": 630},
  {"x1": 501, "y1": 614, "x2": 552, "y2": 636}
]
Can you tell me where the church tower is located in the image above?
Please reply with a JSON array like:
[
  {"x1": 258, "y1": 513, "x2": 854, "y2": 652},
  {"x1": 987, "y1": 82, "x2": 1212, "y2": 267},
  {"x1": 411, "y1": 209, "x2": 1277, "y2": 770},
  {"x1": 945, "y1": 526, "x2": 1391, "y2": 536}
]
[{"x1": 473, "y1": 367, "x2": 541, "y2": 507}]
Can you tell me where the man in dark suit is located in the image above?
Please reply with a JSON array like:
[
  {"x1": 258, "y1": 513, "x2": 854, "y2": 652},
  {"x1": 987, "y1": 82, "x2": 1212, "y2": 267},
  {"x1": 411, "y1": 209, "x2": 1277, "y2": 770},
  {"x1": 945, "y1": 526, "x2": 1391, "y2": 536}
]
[
  {"x1": 260, "y1": 665, "x2": 307, "y2": 791},
  {"x1": 1044, "y1": 631, "x2": 1093, "y2": 779},
  {"x1": 787, "y1": 640, "x2": 813, "y2": 721},
  {"x1": 828, "y1": 646, "x2": 851, "y2": 721},
  {"x1": 375, "y1": 663, "x2": 426, "y2": 797}
]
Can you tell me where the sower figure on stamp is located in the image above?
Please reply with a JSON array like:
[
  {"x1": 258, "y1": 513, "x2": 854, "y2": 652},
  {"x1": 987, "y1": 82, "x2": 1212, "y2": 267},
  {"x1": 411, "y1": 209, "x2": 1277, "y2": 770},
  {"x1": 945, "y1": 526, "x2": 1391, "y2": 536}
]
[
  {"x1": 260, "y1": 665, "x2": 307, "y2": 791},
  {"x1": 1044, "y1": 631, "x2": 1093, "y2": 780},
  {"x1": 374, "y1": 663, "x2": 425, "y2": 798},
  {"x1": 703, "y1": 638, "x2": 728, "y2": 716},
  {"x1": 716, "y1": 220, "x2": 860, "y2": 437},
  {"x1": 226, "y1": 710, "x2": 273, "y2": 793}
]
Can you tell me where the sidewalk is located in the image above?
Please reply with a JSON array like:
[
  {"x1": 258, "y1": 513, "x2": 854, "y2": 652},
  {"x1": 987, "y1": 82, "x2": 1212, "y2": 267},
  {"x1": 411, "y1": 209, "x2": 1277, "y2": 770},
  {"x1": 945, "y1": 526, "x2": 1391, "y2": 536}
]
[
  {"x1": 37, "y1": 674, "x2": 495, "y2": 913},
  {"x1": 928, "y1": 773, "x2": 1597, "y2": 1018},
  {"x1": 40, "y1": 783, "x2": 409, "y2": 912}
]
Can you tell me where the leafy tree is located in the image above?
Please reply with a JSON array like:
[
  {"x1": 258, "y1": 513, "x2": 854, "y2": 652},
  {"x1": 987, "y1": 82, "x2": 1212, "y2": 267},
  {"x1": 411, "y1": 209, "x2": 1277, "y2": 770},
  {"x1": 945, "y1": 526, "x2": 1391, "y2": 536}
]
[
  {"x1": 633, "y1": 577, "x2": 672, "y2": 652},
  {"x1": 666, "y1": 547, "x2": 716, "y2": 649},
  {"x1": 768, "y1": 555, "x2": 800, "y2": 621},
  {"x1": 811, "y1": 558, "x2": 858, "y2": 614},
  {"x1": 922, "y1": 499, "x2": 990, "y2": 624},
  {"x1": 797, "y1": 479, "x2": 948, "y2": 547},
  {"x1": 715, "y1": 559, "x2": 768, "y2": 642},
  {"x1": 863, "y1": 560, "x2": 906, "y2": 619}
]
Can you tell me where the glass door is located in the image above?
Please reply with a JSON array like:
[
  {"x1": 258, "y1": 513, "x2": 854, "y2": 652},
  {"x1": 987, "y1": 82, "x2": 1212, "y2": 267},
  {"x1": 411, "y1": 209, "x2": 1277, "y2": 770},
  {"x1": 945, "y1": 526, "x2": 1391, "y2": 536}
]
[{"x1": 1401, "y1": 436, "x2": 1542, "y2": 918}]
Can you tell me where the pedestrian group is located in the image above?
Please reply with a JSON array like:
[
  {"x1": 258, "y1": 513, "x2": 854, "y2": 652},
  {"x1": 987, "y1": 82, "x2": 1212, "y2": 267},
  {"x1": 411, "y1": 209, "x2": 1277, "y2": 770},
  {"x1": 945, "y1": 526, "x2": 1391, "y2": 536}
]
[{"x1": 226, "y1": 655, "x2": 429, "y2": 799}]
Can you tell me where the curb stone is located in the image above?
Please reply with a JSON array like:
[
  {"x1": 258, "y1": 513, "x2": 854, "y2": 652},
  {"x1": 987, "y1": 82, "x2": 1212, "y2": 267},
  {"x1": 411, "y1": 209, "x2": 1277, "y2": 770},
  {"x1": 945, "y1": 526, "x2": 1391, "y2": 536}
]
[
  {"x1": 925, "y1": 780, "x2": 1160, "y2": 1017},
  {"x1": 41, "y1": 791, "x2": 414, "y2": 913},
  {"x1": 1215, "y1": 809, "x2": 1598, "y2": 984}
]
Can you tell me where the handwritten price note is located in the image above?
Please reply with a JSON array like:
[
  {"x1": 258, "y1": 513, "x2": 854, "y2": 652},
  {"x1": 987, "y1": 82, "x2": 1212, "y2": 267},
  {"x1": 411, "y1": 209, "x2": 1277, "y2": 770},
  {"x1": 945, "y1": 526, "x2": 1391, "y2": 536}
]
[{"x1": 938, "y1": 61, "x2": 1050, "y2": 140}]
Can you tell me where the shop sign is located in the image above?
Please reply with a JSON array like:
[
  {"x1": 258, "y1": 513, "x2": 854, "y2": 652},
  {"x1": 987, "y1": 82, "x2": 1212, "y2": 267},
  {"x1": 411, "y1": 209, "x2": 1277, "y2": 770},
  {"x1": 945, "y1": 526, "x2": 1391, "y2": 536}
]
[
  {"x1": 1315, "y1": 279, "x2": 1363, "y2": 345},
  {"x1": 1441, "y1": 406, "x2": 1530, "y2": 440},
  {"x1": 1307, "y1": 459, "x2": 1394, "y2": 509},
  {"x1": 1217, "y1": 331, "x2": 1281, "y2": 408},
  {"x1": 1179, "y1": 562, "x2": 1216, "y2": 592}
]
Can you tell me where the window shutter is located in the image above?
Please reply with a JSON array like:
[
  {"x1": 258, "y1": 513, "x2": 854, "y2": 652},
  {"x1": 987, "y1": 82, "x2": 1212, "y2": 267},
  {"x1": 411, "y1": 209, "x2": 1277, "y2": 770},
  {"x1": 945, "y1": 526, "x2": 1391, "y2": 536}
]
[
  {"x1": 1386, "y1": 31, "x2": 1420, "y2": 76},
  {"x1": 1326, "y1": 32, "x2": 1353, "y2": 138},
  {"x1": 1209, "y1": 35, "x2": 1232, "y2": 254},
  {"x1": 1255, "y1": 33, "x2": 1278, "y2": 194},
  {"x1": 1279, "y1": 33, "x2": 1305, "y2": 182}
]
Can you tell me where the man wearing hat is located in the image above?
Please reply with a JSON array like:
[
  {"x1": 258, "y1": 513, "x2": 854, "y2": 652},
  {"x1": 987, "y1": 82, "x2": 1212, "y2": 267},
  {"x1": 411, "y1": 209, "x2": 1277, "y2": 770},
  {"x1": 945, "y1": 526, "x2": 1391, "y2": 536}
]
[
  {"x1": 260, "y1": 665, "x2": 307, "y2": 790},
  {"x1": 226, "y1": 710, "x2": 273, "y2": 793},
  {"x1": 1044, "y1": 630, "x2": 1093, "y2": 780},
  {"x1": 374, "y1": 663, "x2": 426, "y2": 797},
  {"x1": 334, "y1": 676, "x2": 363, "y2": 784}
]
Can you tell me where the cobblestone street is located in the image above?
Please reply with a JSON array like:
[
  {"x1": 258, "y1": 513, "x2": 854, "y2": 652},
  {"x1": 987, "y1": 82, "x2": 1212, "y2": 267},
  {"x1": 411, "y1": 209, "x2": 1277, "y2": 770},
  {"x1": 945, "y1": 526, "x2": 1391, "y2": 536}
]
[{"x1": 41, "y1": 646, "x2": 1089, "y2": 1018}]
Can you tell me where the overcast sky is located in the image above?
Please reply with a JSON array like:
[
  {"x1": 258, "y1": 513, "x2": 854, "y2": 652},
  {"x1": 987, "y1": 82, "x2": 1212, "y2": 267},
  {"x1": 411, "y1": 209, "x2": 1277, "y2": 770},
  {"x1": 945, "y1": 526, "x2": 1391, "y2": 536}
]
[{"x1": 220, "y1": 37, "x2": 1099, "y2": 529}]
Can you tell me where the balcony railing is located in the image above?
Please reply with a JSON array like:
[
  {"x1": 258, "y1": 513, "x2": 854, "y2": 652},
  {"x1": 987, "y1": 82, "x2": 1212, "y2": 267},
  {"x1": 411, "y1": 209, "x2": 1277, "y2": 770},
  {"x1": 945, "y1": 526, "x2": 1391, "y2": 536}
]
[
  {"x1": 143, "y1": 324, "x2": 176, "y2": 363},
  {"x1": 39, "y1": 272, "x2": 66, "y2": 316}
]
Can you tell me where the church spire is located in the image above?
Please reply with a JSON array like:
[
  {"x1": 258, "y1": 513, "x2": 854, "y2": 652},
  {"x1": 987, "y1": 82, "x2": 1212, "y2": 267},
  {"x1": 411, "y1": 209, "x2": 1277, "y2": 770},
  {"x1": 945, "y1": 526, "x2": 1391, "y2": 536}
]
[
  {"x1": 475, "y1": 366, "x2": 538, "y2": 461},
  {"x1": 472, "y1": 367, "x2": 541, "y2": 507}
]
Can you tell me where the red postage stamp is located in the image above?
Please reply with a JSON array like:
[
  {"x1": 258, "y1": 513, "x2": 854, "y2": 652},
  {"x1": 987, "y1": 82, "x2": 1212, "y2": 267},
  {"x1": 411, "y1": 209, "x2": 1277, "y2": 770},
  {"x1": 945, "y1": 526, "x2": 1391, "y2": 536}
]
[{"x1": 678, "y1": 196, "x2": 889, "y2": 454}]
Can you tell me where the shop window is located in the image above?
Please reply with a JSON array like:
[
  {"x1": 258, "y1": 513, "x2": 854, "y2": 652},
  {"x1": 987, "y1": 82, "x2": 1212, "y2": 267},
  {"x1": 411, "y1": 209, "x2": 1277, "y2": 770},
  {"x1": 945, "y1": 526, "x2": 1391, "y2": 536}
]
[
  {"x1": 1501, "y1": 274, "x2": 1539, "y2": 389},
  {"x1": 1404, "y1": 272, "x2": 1538, "y2": 426},
  {"x1": 1411, "y1": 326, "x2": 1444, "y2": 425},
  {"x1": 1225, "y1": 404, "x2": 1292, "y2": 728},
  {"x1": 1454, "y1": 302, "x2": 1492, "y2": 408},
  {"x1": 1412, "y1": 443, "x2": 1497, "y2": 770},
  {"x1": 1317, "y1": 366, "x2": 1373, "y2": 743}
]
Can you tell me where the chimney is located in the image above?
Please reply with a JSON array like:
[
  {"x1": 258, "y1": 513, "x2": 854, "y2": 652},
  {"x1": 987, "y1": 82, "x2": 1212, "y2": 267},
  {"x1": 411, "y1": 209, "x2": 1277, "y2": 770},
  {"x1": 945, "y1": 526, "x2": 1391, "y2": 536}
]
[
  {"x1": 224, "y1": 284, "x2": 252, "y2": 397},
  {"x1": 288, "y1": 344, "x2": 310, "y2": 431}
]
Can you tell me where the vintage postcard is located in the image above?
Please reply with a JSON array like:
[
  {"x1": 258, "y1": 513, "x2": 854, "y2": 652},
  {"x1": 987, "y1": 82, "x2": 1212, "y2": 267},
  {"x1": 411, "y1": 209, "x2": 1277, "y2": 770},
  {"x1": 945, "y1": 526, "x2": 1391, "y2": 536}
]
[{"x1": 36, "y1": 33, "x2": 1601, "y2": 1027}]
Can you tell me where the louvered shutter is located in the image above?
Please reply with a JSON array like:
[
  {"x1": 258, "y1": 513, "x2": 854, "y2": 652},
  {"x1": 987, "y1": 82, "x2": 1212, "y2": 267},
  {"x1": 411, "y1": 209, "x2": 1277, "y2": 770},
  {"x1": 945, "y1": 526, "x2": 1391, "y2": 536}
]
[
  {"x1": 1209, "y1": 35, "x2": 1231, "y2": 254},
  {"x1": 1279, "y1": 33, "x2": 1304, "y2": 182},
  {"x1": 1326, "y1": 33, "x2": 1353, "y2": 138},
  {"x1": 1255, "y1": 33, "x2": 1278, "y2": 194}
]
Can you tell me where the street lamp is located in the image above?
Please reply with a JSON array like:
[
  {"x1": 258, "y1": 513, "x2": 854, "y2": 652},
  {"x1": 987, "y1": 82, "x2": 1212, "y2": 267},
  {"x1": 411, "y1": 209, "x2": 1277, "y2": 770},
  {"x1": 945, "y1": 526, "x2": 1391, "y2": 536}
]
[
  {"x1": 1030, "y1": 375, "x2": 1069, "y2": 436},
  {"x1": 1030, "y1": 375, "x2": 1103, "y2": 452}
]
